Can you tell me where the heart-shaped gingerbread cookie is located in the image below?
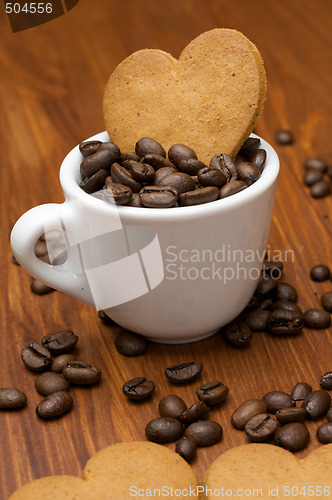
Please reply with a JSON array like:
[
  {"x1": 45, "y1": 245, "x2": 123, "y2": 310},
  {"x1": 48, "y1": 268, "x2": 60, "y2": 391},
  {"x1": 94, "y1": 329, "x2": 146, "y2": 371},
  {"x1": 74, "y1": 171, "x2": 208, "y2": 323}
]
[
  {"x1": 103, "y1": 29, "x2": 266, "y2": 162},
  {"x1": 204, "y1": 443, "x2": 332, "y2": 499}
]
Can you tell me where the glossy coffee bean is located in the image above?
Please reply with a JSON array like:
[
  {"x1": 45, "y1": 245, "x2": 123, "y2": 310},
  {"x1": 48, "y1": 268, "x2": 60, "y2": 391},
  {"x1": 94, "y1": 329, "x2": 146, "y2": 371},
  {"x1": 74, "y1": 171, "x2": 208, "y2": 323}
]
[
  {"x1": 115, "y1": 330, "x2": 148, "y2": 357},
  {"x1": 326, "y1": 408, "x2": 332, "y2": 422},
  {"x1": 80, "y1": 149, "x2": 117, "y2": 178},
  {"x1": 210, "y1": 153, "x2": 237, "y2": 181},
  {"x1": 320, "y1": 372, "x2": 332, "y2": 390},
  {"x1": 291, "y1": 382, "x2": 312, "y2": 401},
  {"x1": 139, "y1": 186, "x2": 178, "y2": 208},
  {"x1": 103, "y1": 183, "x2": 132, "y2": 205},
  {"x1": 219, "y1": 180, "x2": 247, "y2": 199},
  {"x1": 303, "y1": 169, "x2": 323, "y2": 186},
  {"x1": 179, "y1": 187, "x2": 219, "y2": 206},
  {"x1": 262, "y1": 260, "x2": 284, "y2": 279},
  {"x1": 122, "y1": 152, "x2": 141, "y2": 163},
  {"x1": 159, "y1": 395, "x2": 187, "y2": 418},
  {"x1": 145, "y1": 417, "x2": 184, "y2": 443},
  {"x1": 302, "y1": 390, "x2": 331, "y2": 419},
  {"x1": 175, "y1": 437, "x2": 197, "y2": 462},
  {"x1": 317, "y1": 423, "x2": 332, "y2": 444},
  {"x1": 127, "y1": 193, "x2": 143, "y2": 207},
  {"x1": 35, "y1": 372, "x2": 70, "y2": 396},
  {"x1": 304, "y1": 157, "x2": 328, "y2": 172},
  {"x1": 122, "y1": 377, "x2": 155, "y2": 401},
  {"x1": 239, "y1": 138, "x2": 261, "y2": 158},
  {"x1": 79, "y1": 140, "x2": 102, "y2": 157},
  {"x1": 0, "y1": 388, "x2": 27, "y2": 409},
  {"x1": 179, "y1": 401, "x2": 209, "y2": 425},
  {"x1": 63, "y1": 361, "x2": 101, "y2": 385},
  {"x1": 196, "y1": 381, "x2": 229, "y2": 406},
  {"x1": 231, "y1": 399, "x2": 267, "y2": 430},
  {"x1": 79, "y1": 169, "x2": 109, "y2": 194},
  {"x1": 31, "y1": 279, "x2": 54, "y2": 295},
  {"x1": 168, "y1": 144, "x2": 197, "y2": 167},
  {"x1": 184, "y1": 421, "x2": 222, "y2": 447},
  {"x1": 127, "y1": 161, "x2": 155, "y2": 184},
  {"x1": 221, "y1": 321, "x2": 252, "y2": 347},
  {"x1": 36, "y1": 391, "x2": 73, "y2": 419},
  {"x1": 236, "y1": 162, "x2": 261, "y2": 186},
  {"x1": 275, "y1": 130, "x2": 294, "y2": 145},
  {"x1": 42, "y1": 330, "x2": 78, "y2": 355},
  {"x1": 153, "y1": 166, "x2": 178, "y2": 184},
  {"x1": 98, "y1": 142, "x2": 121, "y2": 159},
  {"x1": 135, "y1": 137, "x2": 166, "y2": 158},
  {"x1": 310, "y1": 264, "x2": 331, "y2": 282},
  {"x1": 197, "y1": 167, "x2": 227, "y2": 188},
  {"x1": 275, "y1": 407, "x2": 306, "y2": 424},
  {"x1": 273, "y1": 282, "x2": 298, "y2": 302},
  {"x1": 267, "y1": 309, "x2": 304, "y2": 335},
  {"x1": 165, "y1": 361, "x2": 202, "y2": 384},
  {"x1": 21, "y1": 343, "x2": 52, "y2": 372},
  {"x1": 275, "y1": 423, "x2": 309, "y2": 452},
  {"x1": 303, "y1": 308, "x2": 331, "y2": 329},
  {"x1": 272, "y1": 300, "x2": 302, "y2": 314},
  {"x1": 51, "y1": 354, "x2": 76, "y2": 373},
  {"x1": 321, "y1": 291, "x2": 332, "y2": 312},
  {"x1": 250, "y1": 149, "x2": 266, "y2": 172},
  {"x1": 245, "y1": 414, "x2": 278, "y2": 442},
  {"x1": 262, "y1": 391, "x2": 295, "y2": 414},
  {"x1": 310, "y1": 179, "x2": 331, "y2": 198},
  {"x1": 141, "y1": 154, "x2": 174, "y2": 170},
  {"x1": 178, "y1": 159, "x2": 206, "y2": 175},
  {"x1": 157, "y1": 172, "x2": 195, "y2": 195},
  {"x1": 255, "y1": 276, "x2": 278, "y2": 297},
  {"x1": 244, "y1": 310, "x2": 270, "y2": 331},
  {"x1": 111, "y1": 163, "x2": 142, "y2": 192}
]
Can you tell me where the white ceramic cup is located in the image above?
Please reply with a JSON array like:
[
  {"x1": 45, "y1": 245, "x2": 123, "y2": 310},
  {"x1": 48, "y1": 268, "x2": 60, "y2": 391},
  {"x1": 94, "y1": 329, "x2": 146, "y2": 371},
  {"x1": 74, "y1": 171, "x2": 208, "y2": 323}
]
[{"x1": 10, "y1": 132, "x2": 279, "y2": 343}]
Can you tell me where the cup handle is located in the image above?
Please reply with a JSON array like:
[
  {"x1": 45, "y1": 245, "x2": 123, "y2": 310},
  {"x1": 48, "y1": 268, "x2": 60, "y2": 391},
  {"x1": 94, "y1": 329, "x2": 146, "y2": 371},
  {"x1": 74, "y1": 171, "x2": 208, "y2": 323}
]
[{"x1": 10, "y1": 203, "x2": 95, "y2": 306}]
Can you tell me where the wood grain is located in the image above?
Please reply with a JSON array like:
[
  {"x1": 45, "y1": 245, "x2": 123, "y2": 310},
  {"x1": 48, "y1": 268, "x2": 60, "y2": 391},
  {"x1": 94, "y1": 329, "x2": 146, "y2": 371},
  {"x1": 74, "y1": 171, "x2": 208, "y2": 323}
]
[{"x1": 1, "y1": 0, "x2": 332, "y2": 497}]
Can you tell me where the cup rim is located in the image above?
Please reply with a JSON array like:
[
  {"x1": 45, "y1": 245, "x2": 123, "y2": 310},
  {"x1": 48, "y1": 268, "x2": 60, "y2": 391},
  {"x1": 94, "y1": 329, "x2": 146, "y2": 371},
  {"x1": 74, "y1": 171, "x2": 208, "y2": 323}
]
[{"x1": 59, "y1": 131, "x2": 279, "y2": 220}]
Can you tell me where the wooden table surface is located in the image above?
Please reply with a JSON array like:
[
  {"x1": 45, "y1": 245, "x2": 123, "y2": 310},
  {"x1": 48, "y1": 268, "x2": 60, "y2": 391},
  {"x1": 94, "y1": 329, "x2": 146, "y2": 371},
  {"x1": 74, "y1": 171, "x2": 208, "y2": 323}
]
[{"x1": 1, "y1": 0, "x2": 332, "y2": 497}]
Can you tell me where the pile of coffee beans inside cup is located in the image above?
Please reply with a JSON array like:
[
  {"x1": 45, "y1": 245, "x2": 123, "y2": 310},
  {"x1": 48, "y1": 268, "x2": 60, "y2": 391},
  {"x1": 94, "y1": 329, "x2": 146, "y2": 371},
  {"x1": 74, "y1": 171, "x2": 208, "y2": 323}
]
[
  {"x1": 232, "y1": 375, "x2": 332, "y2": 451},
  {"x1": 122, "y1": 361, "x2": 227, "y2": 462},
  {"x1": 78, "y1": 136, "x2": 267, "y2": 207},
  {"x1": 0, "y1": 330, "x2": 102, "y2": 419},
  {"x1": 303, "y1": 158, "x2": 332, "y2": 199}
]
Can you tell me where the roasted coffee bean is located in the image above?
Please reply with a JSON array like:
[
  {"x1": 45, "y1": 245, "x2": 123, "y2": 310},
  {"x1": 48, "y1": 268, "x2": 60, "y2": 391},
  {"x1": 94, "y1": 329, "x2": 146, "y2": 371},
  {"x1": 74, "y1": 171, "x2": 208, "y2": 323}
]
[
  {"x1": 262, "y1": 260, "x2": 284, "y2": 279},
  {"x1": 255, "y1": 276, "x2": 278, "y2": 297},
  {"x1": 36, "y1": 391, "x2": 73, "y2": 419},
  {"x1": 135, "y1": 137, "x2": 166, "y2": 158},
  {"x1": 239, "y1": 138, "x2": 261, "y2": 158},
  {"x1": 244, "y1": 414, "x2": 278, "y2": 442},
  {"x1": 115, "y1": 330, "x2": 148, "y2": 356},
  {"x1": 231, "y1": 399, "x2": 267, "y2": 430},
  {"x1": 255, "y1": 298, "x2": 274, "y2": 311},
  {"x1": 98, "y1": 142, "x2": 121, "y2": 159},
  {"x1": 159, "y1": 395, "x2": 187, "y2": 418},
  {"x1": 175, "y1": 437, "x2": 197, "y2": 462},
  {"x1": 196, "y1": 381, "x2": 229, "y2": 406},
  {"x1": 21, "y1": 343, "x2": 52, "y2": 372},
  {"x1": 317, "y1": 423, "x2": 332, "y2": 444},
  {"x1": 322, "y1": 291, "x2": 332, "y2": 312},
  {"x1": 31, "y1": 279, "x2": 54, "y2": 295},
  {"x1": 267, "y1": 309, "x2": 304, "y2": 335},
  {"x1": 179, "y1": 186, "x2": 219, "y2": 206},
  {"x1": 0, "y1": 388, "x2": 27, "y2": 409},
  {"x1": 275, "y1": 423, "x2": 309, "y2": 452},
  {"x1": 80, "y1": 149, "x2": 117, "y2": 178},
  {"x1": 250, "y1": 149, "x2": 266, "y2": 172},
  {"x1": 272, "y1": 300, "x2": 302, "y2": 314},
  {"x1": 103, "y1": 182, "x2": 132, "y2": 205},
  {"x1": 221, "y1": 321, "x2": 252, "y2": 347},
  {"x1": 305, "y1": 157, "x2": 328, "y2": 172},
  {"x1": 179, "y1": 159, "x2": 206, "y2": 175},
  {"x1": 123, "y1": 377, "x2": 155, "y2": 401},
  {"x1": 219, "y1": 180, "x2": 247, "y2": 199},
  {"x1": 210, "y1": 153, "x2": 237, "y2": 181},
  {"x1": 320, "y1": 372, "x2": 332, "y2": 390},
  {"x1": 42, "y1": 330, "x2": 78, "y2": 355},
  {"x1": 179, "y1": 401, "x2": 209, "y2": 425},
  {"x1": 79, "y1": 169, "x2": 109, "y2": 194},
  {"x1": 244, "y1": 310, "x2": 270, "y2": 331},
  {"x1": 111, "y1": 163, "x2": 142, "y2": 192},
  {"x1": 310, "y1": 264, "x2": 331, "y2": 282},
  {"x1": 303, "y1": 308, "x2": 331, "y2": 329},
  {"x1": 291, "y1": 382, "x2": 312, "y2": 401},
  {"x1": 275, "y1": 130, "x2": 294, "y2": 145},
  {"x1": 327, "y1": 408, "x2": 332, "y2": 422},
  {"x1": 262, "y1": 391, "x2": 295, "y2": 414},
  {"x1": 122, "y1": 152, "x2": 140, "y2": 163},
  {"x1": 303, "y1": 169, "x2": 323, "y2": 186},
  {"x1": 153, "y1": 166, "x2": 178, "y2": 184},
  {"x1": 184, "y1": 421, "x2": 222, "y2": 447},
  {"x1": 168, "y1": 144, "x2": 197, "y2": 167},
  {"x1": 238, "y1": 158, "x2": 263, "y2": 186},
  {"x1": 310, "y1": 179, "x2": 331, "y2": 198},
  {"x1": 145, "y1": 417, "x2": 184, "y2": 443},
  {"x1": 51, "y1": 354, "x2": 76, "y2": 373},
  {"x1": 197, "y1": 167, "x2": 227, "y2": 188},
  {"x1": 63, "y1": 361, "x2": 101, "y2": 385},
  {"x1": 141, "y1": 154, "x2": 175, "y2": 170},
  {"x1": 275, "y1": 407, "x2": 306, "y2": 424},
  {"x1": 157, "y1": 172, "x2": 195, "y2": 195},
  {"x1": 273, "y1": 282, "x2": 298, "y2": 302},
  {"x1": 35, "y1": 372, "x2": 70, "y2": 396},
  {"x1": 302, "y1": 390, "x2": 331, "y2": 419},
  {"x1": 127, "y1": 161, "x2": 155, "y2": 184},
  {"x1": 139, "y1": 186, "x2": 178, "y2": 208},
  {"x1": 127, "y1": 193, "x2": 143, "y2": 207},
  {"x1": 97, "y1": 310, "x2": 116, "y2": 325},
  {"x1": 165, "y1": 361, "x2": 202, "y2": 384},
  {"x1": 79, "y1": 140, "x2": 102, "y2": 157}
]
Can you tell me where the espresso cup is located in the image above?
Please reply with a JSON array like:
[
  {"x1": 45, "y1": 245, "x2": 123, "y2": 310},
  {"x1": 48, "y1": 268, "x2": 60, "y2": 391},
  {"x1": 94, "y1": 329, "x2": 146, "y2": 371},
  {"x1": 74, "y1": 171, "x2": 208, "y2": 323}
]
[{"x1": 10, "y1": 132, "x2": 279, "y2": 343}]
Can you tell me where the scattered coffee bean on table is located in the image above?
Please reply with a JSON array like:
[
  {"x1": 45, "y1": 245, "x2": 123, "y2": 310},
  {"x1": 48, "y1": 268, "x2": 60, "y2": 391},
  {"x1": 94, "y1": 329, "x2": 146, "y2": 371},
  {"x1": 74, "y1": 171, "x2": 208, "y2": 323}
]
[
  {"x1": 158, "y1": 395, "x2": 187, "y2": 418},
  {"x1": 244, "y1": 310, "x2": 270, "y2": 331},
  {"x1": 231, "y1": 399, "x2": 267, "y2": 430},
  {"x1": 41, "y1": 330, "x2": 78, "y2": 355},
  {"x1": 276, "y1": 130, "x2": 294, "y2": 145},
  {"x1": 0, "y1": 388, "x2": 27, "y2": 410},
  {"x1": 196, "y1": 381, "x2": 229, "y2": 406},
  {"x1": 21, "y1": 343, "x2": 52, "y2": 372},
  {"x1": 291, "y1": 382, "x2": 312, "y2": 401},
  {"x1": 179, "y1": 401, "x2": 209, "y2": 425},
  {"x1": 302, "y1": 390, "x2": 331, "y2": 419},
  {"x1": 310, "y1": 265, "x2": 331, "y2": 282},
  {"x1": 36, "y1": 391, "x2": 73, "y2": 419},
  {"x1": 275, "y1": 422, "x2": 310, "y2": 452},
  {"x1": 31, "y1": 279, "x2": 54, "y2": 295},
  {"x1": 303, "y1": 308, "x2": 331, "y2": 329},
  {"x1": 115, "y1": 330, "x2": 148, "y2": 357},
  {"x1": 123, "y1": 377, "x2": 155, "y2": 401},
  {"x1": 51, "y1": 354, "x2": 77, "y2": 373},
  {"x1": 317, "y1": 423, "x2": 332, "y2": 444},
  {"x1": 175, "y1": 437, "x2": 197, "y2": 463},
  {"x1": 62, "y1": 361, "x2": 102, "y2": 385},
  {"x1": 326, "y1": 408, "x2": 332, "y2": 422},
  {"x1": 262, "y1": 391, "x2": 295, "y2": 414},
  {"x1": 165, "y1": 361, "x2": 202, "y2": 384},
  {"x1": 184, "y1": 421, "x2": 223, "y2": 447},
  {"x1": 321, "y1": 291, "x2": 332, "y2": 313},
  {"x1": 267, "y1": 309, "x2": 304, "y2": 336},
  {"x1": 145, "y1": 417, "x2": 184, "y2": 444},
  {"x1": 320, "y1": 372, "x2": 332, "y2": 390},
  {"x1": 221, "y1": 321, "x2": 252, "y2": 347},
  {"x1": 244, "y1": 413, "x2": 278, "y2": 442},
  {"x1": 275, "y1": 407, "x2": 306, "y2": 424},
  {"x1": 35, "y1": 372, "x2": 70, "y2": 396}
]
